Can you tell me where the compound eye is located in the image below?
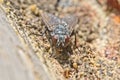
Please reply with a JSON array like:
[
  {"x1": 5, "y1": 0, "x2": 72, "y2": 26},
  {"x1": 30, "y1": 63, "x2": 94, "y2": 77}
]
[
  {"x1": 65, "y1": 36, "x2": 70, "y2": 43},
  {"x1": 52, "y1": 35, "x2": 58, "y2": 44}
]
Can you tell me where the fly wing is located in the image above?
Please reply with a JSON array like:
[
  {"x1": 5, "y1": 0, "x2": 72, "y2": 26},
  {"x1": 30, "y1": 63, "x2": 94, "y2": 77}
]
[
  {"x1": 62, "y1": 15, "x2": 78, "y2": 34},
  {"x1": 41, "y1": 12, "x2": 61, "y2": 31}
]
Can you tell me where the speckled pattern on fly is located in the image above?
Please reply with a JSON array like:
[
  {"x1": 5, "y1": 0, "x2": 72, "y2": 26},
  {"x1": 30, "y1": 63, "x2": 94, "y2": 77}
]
[{"x1": 41, "y1": 12, "x2": 78, "y2": 55}]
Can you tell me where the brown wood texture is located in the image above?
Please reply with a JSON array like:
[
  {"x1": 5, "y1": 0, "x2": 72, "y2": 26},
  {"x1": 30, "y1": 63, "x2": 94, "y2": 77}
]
[{"x1": 0, "y1": 6, "x2": 53, "y2": 80}]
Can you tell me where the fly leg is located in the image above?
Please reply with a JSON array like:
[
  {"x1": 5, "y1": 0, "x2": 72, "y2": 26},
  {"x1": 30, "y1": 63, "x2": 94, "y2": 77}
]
[
  {"x1": 75, "y1": 31, "x2": 77, "y2": 47},
  {"x1": 38, "y1": 26, "x2": 55, "y2": 57},
  {"x1": 71, "y1": 30, "x2": 77, "y2": 48},
  {"x1": 44, "y1": 28, "x2": 55, "y2": 57},
  {"x1": 71, "y1": 30, "x2": 81, "y2": 52}
]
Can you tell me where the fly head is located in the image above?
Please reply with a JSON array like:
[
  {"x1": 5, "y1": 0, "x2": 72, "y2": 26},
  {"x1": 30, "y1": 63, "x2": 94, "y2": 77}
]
[{"x1": 51, "y1": 23, "x2": 71, "y2": 48}]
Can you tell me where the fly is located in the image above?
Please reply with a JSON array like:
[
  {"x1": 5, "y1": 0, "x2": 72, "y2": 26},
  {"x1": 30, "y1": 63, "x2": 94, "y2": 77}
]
[{"x1": 41, "y1": 12, "x2": 78, "y2": 53}]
